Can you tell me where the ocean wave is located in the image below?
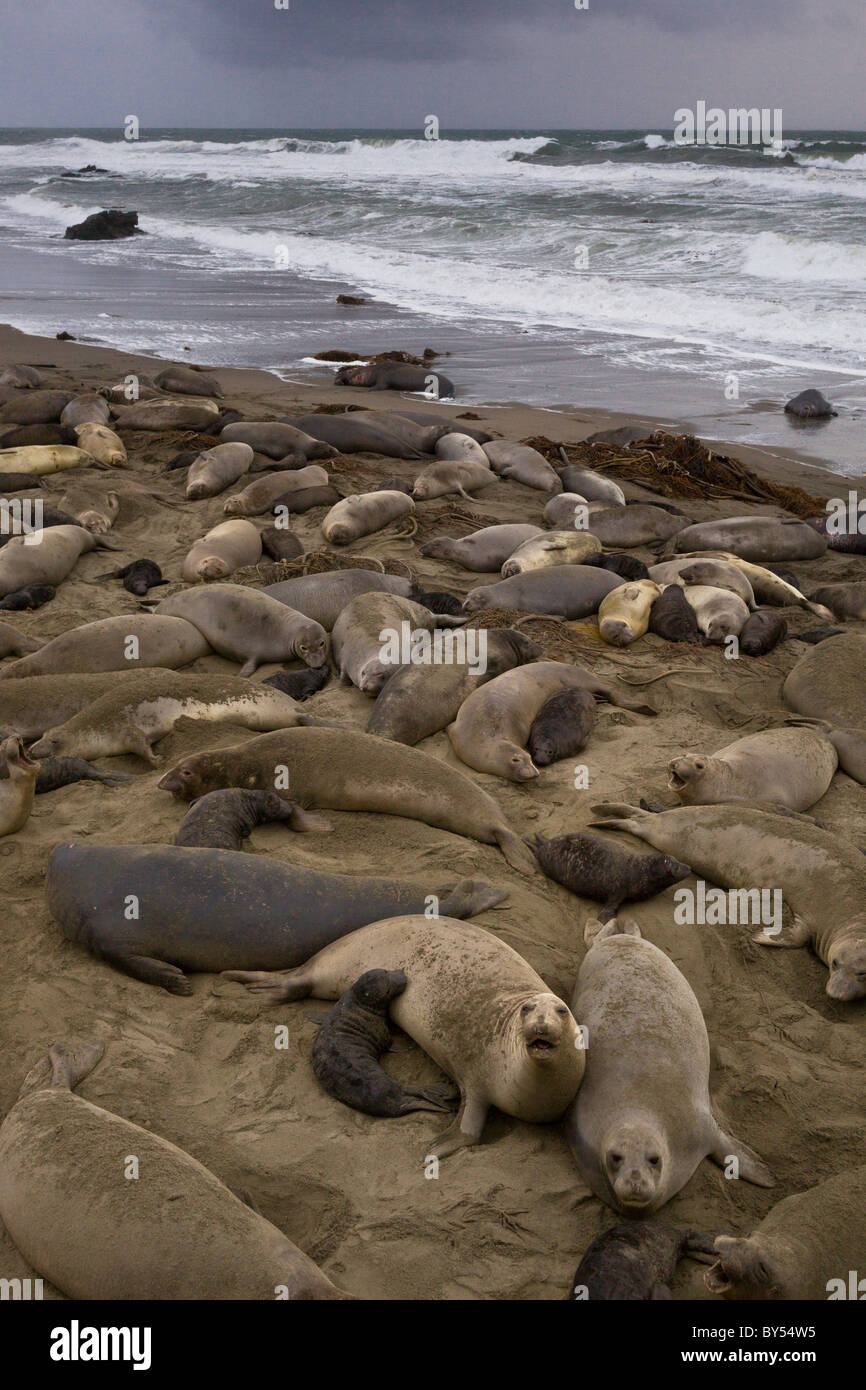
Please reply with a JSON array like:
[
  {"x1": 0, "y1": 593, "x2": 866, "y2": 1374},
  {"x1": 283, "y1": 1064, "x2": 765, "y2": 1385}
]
[{"x1": 742, "y1": 230, "x2": 866, "y2": 283}]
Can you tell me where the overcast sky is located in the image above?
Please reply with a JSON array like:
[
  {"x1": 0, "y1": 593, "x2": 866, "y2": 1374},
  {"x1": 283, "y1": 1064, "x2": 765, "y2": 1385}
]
[{"x1": 1, "y1": 0, "x2": 864, "y2": 130}]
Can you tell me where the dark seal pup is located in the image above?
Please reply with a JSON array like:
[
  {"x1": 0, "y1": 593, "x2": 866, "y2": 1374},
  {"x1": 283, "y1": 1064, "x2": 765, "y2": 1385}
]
[
  {"x1": 264, "y1": 667, "x2": 330, "y2": 701},
  {"x1": 270, "y1": 484, "x2": 342, "y2": 515},
  {"x1": 310, "y1": 968, "x2": 459, "y2": 1118},
  {"x1": 408, "y1": 587, "x2": 464, "y2": 616},
  {"x1": 0, "y1": 756, "x2": 131, "y2": 793},
  {"x1": 529, "y1": 831, "x2": 691, "y2": 922},
  {"x1": 586, "y1": 553, "x2": 650, "y2": 582},
  {"x1": 784, "y1": 389, "x2": 835, "y2": 419},
  {"x1": 648, "y1": 584, "x2": 703, "y2": 645},
  {"x1": 0, "y1": 473, "x2": 45, "y2": 493},
  {"x1": 175, "y1": 789, "x2": 324, "y2": 849},
  {"x1": 571, "y1": 1224, "x2": 717, "y2": 1301},
  {"x1": 98, "y1": 559, "x2": 167, "y2": 596},
  {"x1": 739, "y1": 609, "x2": 787, "y2": 657},
  {"x1": 260, "y1": 527, "x2": 303, "y2": 563},
  {"x1": 528, "y1": 688, "x2": 596, "y2": 767},
  {"x1": 0, "y1": 583, "x2": 55, "y2": 611}
]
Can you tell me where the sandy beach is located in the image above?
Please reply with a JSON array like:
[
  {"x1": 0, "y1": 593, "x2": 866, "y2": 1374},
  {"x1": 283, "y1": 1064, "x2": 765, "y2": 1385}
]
[{"x1": 0, "y1": 320, "x2": 863, "y2": 1302}]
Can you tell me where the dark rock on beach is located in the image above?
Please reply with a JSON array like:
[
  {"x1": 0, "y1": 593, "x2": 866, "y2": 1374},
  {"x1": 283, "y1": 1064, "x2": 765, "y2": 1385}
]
[{"x1": 64, "y1": 210, "x2": 143, "y2": 241}]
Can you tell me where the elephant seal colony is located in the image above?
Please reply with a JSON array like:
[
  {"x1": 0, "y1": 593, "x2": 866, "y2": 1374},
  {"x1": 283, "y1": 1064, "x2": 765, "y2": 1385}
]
[{"x1": 0, "y1": 329, "x2": 864, "y2": 1305}]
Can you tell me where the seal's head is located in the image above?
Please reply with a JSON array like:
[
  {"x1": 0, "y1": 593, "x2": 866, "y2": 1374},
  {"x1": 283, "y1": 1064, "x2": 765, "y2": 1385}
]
[
  {"x1": 602, "y1": 1120, "x2": 670, "y2": 1214},
  {"x1": 599, "y1": 617, "x2": 636, "y2": 646},
  {"x1": 357, "y1": 659, "x2": 390, "y2": 695},
  {"x1": 461, "y1": 589, "x2": 491, "y2": 614},
  {"x1": 350, "y1": 969, "x2": 408, "y2": 1010},
  {"x1": 668, "y1": 753, "x2": 715, "y2": 800},
  {"x1": 157, "y1": 755, "x2": 213, "y2": 801},
  {"x1": 28, "y1": 729, "x2": 67, "y2": 760},
  {"x1": 412, "y1": 478, "x2": 437, "y2": 501},
  {"x1": 705, "y1": 1236, "x2": 782, "y2": 1299},
  {"x1": 1, "y1": 735, "x2": 37, "y2": 776},
  {"x1": 196, "y1": 557, "x2": 230, "y2": 582},
  {"x1": 223, "y1": 496, "x2": 245, "y2": 516},
  {"x1": 826, "y1": 936, "x2": 866, "y2": 1001},
  {"x1": 335, "y1": 366, "x2": 374, "y2": 387},
  {"x1": 496, "y1": 741, "x2": 538, "y2": 782},
  {"x1": 327, "y1": 523, "x2": 352, "y2": 545},
  {"x1": 295, "y1": 630, "x2": 328, "y2": 669},
  {"x1": 517, "y1": 992, "x2": 575, "y2": 1062}
]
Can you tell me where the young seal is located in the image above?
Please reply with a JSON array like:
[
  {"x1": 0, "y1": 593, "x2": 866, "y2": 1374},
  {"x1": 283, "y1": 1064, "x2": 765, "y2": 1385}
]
[
  {"x1": 182, "y1": 518, "x2": 262, "y2": 582},
  {"x1": 420, "y1": 524, "x2": 543, "y2": 572},
  {"x1": 0, "y1": 425, "x2": 76, "y2": 448},
  {"x1": 73, "y1": 422, "x2": 127, "y2": 466},
  {"x1": 0, "y1": 583, "x2": 55, "y2": 611},
  {"x1": 225, "y1": 915, "x2": 583, "y2": 1158},
  {"x1": 571, "y1": 1224, "x2": 716, "y2": 1301},
  {"x1": 527, "y1": 687, "x2": 596, "y2": 767},
  {"x1": 186, "y1": 442, "x2": 253, "y2": 500},
  {"x1": 175, "y1": 788, "x2": 325, "y2": 848},
  {"x1": 675, "y1": 551, "x2": 833, "y2": 617},
  {"x1": 367, "y1": 628, "x2": 542, "y2": 746},
  {"x1": 0, "y1": 736, "x2": 37, "y2": 835},
  {"x1": 156, "y1": 584, "x2": 328, "y2": 675},
  {"x1": 463, "y1": 565, "x2": 625, "y2": 618},
  {"x1": 223, "y1": 465, "x2": 329, "y2": 517},
  {"x1": 0, "y1": 1041, "x2": 352, "y2": 1299},
  {"x1": 0, "y1": 755, "x2": 130, "y2": 793},
  {"x1": 590, "y1": 801, "x2": 866, "y2": 1000},
  {"x1": 412, "y1": 458, "x2": 496, "y2": 501},
  {"x1": 501, "y1": 531, "x2": 601, "y2": 578},
  {"x1": 154, "y1": 364, "x2": 224, "y2": 397},
  {"x1": 579, "y1": 504, "x2": 686, "y2": 547},
  {"x1": 112, "y1": 398, "x2": 221, "y2": 430},
  {"x1": 221, "y1": 422, "x2": 337, "y2": 464},
  {"x1": 482, "y1": 440, "x2": 562, "y2": 492},
  {"x1": 598, "y1": 579, "x2": 662, "y2": 646},
  {"x1": 157, "y1": 725, "x2": 538, "y2": 874},
  {"x1": 448, "y1": 660, "x2": 655, "y2": 781},
  {"x1": 784, "y1": 388, "x2": 835, "y2": 419},
  {"x1": 0, "y1": 504, "x2": 80, "y2": 550},
  {"x1": 566, "y1": 918, "x2": 774, "y2": 1215},
  {"x1": 60, "y1": 393, "x2": 111, "y2": 429},
  {"x1": 809, "y1": 581, "x2": 866, "y2": 621},
  {"x1": 557, "y1": 465, "x2": 626, "y2": 506},
  {"x1": 805, "y1": 513, "x2": 866, "y2": 555},
  {"x1": 331, "y1": 592, "x2": 463, "y2": 695},
  {"x1": 47, "y1": 843, "x2": 504, "y2": 993},
  {"x1": 264, "y1": 666, "x2": 330, "y2": 701},
  {"x1": 0, "y1": 620, "x2": 43, "y2": 659},
  {"x1": 673, "y1": 516, "x2": 827, "y2": 562},
  {"x1": 408, "y1": 587, "x2": 463, "y2": 616},
  {"x1": 260, "y1": 527, "x2": 303, "y2": 563},
  {"x1": 31, "y1": 669, "x2": 310, "y2": 765},
  {"x1": 0, "y1": 365, "x2": 42, "y2": 389},
  {"x1": 0, "y1": 671, "x2": 144, "y2": 740},
  {"x1": 0, "y1": 390, "x2": 73, "y2": 425},
  {"x1": 783, "y1": 632, "x2": 865, "y2": 730},
  {"x1": 705, "y1": 1166, "x2": 866, "y2": 1300},
  {"x1": 310, "y1": 969, "x2": 459, "y2": 1118},
  {"x1": 0, "y1": 471, "x2": 46, "y2": 493},
  {"x1": 98, "y1": 558, "x2": 167, "y2": 595},
  {"x1": 0, "y1": 524, "x2": 110, "y2": 598},
  {"x1": 648, "y1": 584, "x2": 703, "y2": 644},
  {"x1": 667, "y1": 727, "x2": 838, "y2": 812},
  {"x1": 335, "y1": 362, "x2": 456, "y2": 398},
  {"x1": 0, "y1": 444, "x2": 98, "y2": 476},
  {"x1": 264, "y1": 569, "x2": 412, "y2": 629},
  {"x1": 529, "y1": 832, "x2": 690, "y2": 920},
  {"x1": 738, "y1": 609, "x2": 787, "y2": 656},
  {"x1": 649, "y1": 557, "x2": 756, "y2": 607},
  {"x1": 586, "y1": 552, "x2": 650, "y2": 581},
  {"x1": 0, "y1": 613, "x2": 211, "y2": 680},
  {"x1": 290, "y1": 413, "x2": 430, "y2": 459},
  {"x1": 682, "y1": 584, "x2": 750, "y2": 643},
  {"x1": 269, "y1": 484, "x2": 342, "y2": 515}
]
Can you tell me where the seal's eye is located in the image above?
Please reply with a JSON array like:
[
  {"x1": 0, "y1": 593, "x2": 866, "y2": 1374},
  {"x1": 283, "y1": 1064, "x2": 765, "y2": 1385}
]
[
  {"x1": 520, "y1": 1004, "x2": 532, "y2": 1016},
  {"x1": 556, "y1": 1006, "x2": 568, "y2": 1017},
  {"x1": 695, "y1": 760, "x2": 705, "y2": 770},
  {"x1": 648, "y1": 1155, "x2": 660, "y2": 1167},
  {"x1": 181, "y1": 769, "x2": 192, "y2": 779},
  {"x1": 609, "y1": 1152, "x2": 623, "y2": 1167}
]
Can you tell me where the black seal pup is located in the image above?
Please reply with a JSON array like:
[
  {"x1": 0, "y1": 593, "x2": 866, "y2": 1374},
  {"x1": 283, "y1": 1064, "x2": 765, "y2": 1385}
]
[
  {"x1": 260, "y1": 527, "x2": 303, "y2": 563},
  {"x1": 175, "y1": 788, "x2": 326, "y2": 850},
  {"x1": 264, "y1": 667, "x2": 330, "y2": 701},
  {"x1": 528, "y1": 688, "x2": 596, "y2": 767},
  {"x1": 528, "y1": 831, "x2": 691, "y2": 922},
  {"x1": 739, "y1": 609, "x2": 787, "y2": 657},
  {"x1": 98, "y1": 559, "x2": 167, "y2": 596},
  {"x1": 409, "y1": 586, "x2": 464, "y2": 616},
  {"x1": 571, "y1": 1224, "x2": 717, "y2": 1300},
  {"x1": 310, "y1": 969, "x2": 459, "y2": 1118},
  {"x1": 585, "y1": 553, "x2": 650, "y2": 581},
  {"x1": 0, "y1": 756, "x2": 131, "y2": 793},
  {"x1": 0, "y1": 584, "x2": 55, "y2": 611},
  {"x1": 648, "y1": 584, "x2": 703, "y2": 644}
]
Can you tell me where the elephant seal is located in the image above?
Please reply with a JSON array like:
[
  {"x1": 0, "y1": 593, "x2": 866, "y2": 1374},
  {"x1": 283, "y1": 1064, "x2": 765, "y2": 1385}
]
[
  {"x1": 682, "y1": 584, "x2": 750, "y2": 643},
  {"x1": 598, "y1": 580, "x2": 662, "y2": 646},
  {"x1": 154, "y1": 364, "x2": 224, "y2": 397},
  {"x1": 225, "y1": 915, "x2": 583, "y2": 1158},
  {"x1": 0, "y1": 614, "x2": 211, "y2": 680},
  {"x1": 667, "y1": 727, "x2": 838, "y2": 812},
  {"x1": 589, "y1": 802, "x2": 866, "y2": 1000},
  {"x1": 186, "y1": 442, "x2": 253, "y2": 500},
  {"x1": 0, "y1": 444, "x2": 98, "y2": 476},
  {"x1": 558, "y1": 466, "x2": 626, "y2": 506},
  {"x1": 482, "y1": 440, "x2": 562, "y2": 492},
  {"x1": 332, "y1": 592, "x2": 461, "y2": 695},
  {"x1": 797, "y1": 627, "x2": 845, "y2": 645},
  {"x1": 156, "y1": 584, "x2": 328, "y2": 675},
  {"x1": 784, "y1": 388, "x2": 835, "y2": 419},
  {"x1": 0, "y1": 1041, "x2": 351, "y2": 1299},
  {"x1": 0, "y1": 620, "x2": 43, "y2": 659},
  {"x1": 31, "y1": 670, "x2": 309, "y2": 764},
  {"x1": 805, "y1": 512, "x2": 866, "y2": 555},
  {"x1": 260, "y1": 527, "x2": 303, "y2": 563},
  {"x1": 345, "y1": 411, "x2": 447, "y2": 455},
  {"x1": 648, "y1": 584, "x2": 703, "y2": 644},
  {"x1": 175, "y1": 788, "x2": 322, "y2": 848},
  {"x1": 809, "y1": 581, "x2": 866, "y2": 621},
  {"x1": 0, "y1": 672, "x2": 144, "y2": 740},
  {"x1": 739, "y1": 609, "x2": 787, "y2": 656},
  {"x1": 390, "y1": 409, "x2": 492, "y2": 444},
  {"x1": 47, "y1": 842, "x2": 503, "y2": 993},
  {"x1": 73, "y1": 423, "x2": 127, "y2": 466},
  {"x1": 434, "y1": 433, "x2": 490, "y2": 467},
  {"x1": 571, "y1": 1224, "x2": 715, "y2": 1301},
  {"x1": 674, "y1": 551, "x2": 832, "y2": 617},
  {"x1": 0, "y1": 471, "x2": 46, "y2": 491},
  {"x1": 0, "y1": 504, "x2": 80, "y2": 549},
  {"x1": 322, "y1": 490, "x2": 414, "y2": 545},
  {"x1": 264, "y1": 570, "x2": 412, "y2": 629},
  {"x1": 224, "y1": 465, "x2": 329, "y2": 516},
  {"x1": 407, "y1": 586, "x2": 463, "y2": 616},
  {"x1": 220, "y1": 422, "x2": 337, "y2": 463},
  {"x1": 335, "y1": 363, "x2": 456, "y2": 398},
  {"x1": 0, "y1": 736, "x2": 37, "y2": 835},
  {"x1": 157, "y1": 726, "x2": 538, "y2": 874},
  {"x1": 463, "y1": 565, "x2": 624, "y2": 618},
  {"x1": 98, "y1": 558, "x2": 166, "y2": 595},
  {"x1": 529, "y1": 834, "x2": 690, "y2": 920},
  {"x1": 544, "y1": 492, "x2": 589, "y2": 528},
  {"x1": 527, "y1": 687, "x2": 596, "y2": 767},
  {"x1": 783, "y1": 633, "x2": 866, "y2": 730},
  {"x1": 270, "y1": 484, "x2": 342, "y2": 516},
  {"x1": 310, "y1": 969, "x2": 459, "y2": 1119},
  {"x1": 0, "y1": 754, "x2": 130, "y2": 793},
  {"x1": 60, "y1": 393, "x2": 110, "y2": 429},
  {"x1": 586, "y1": 552, "x2": 650, "y2": 581},
  {"x1": 565, "y1": 918, "x2": 774, "y2": 1216},
  {"x1": 290, "y1": 413, "x2": 429, "y2": 459},
  {"x1": 112, "y1": 398, "x2": 220, "y2": 430},
  {"x1": 501, "y1": 531, "x2": 601, "y2": 578},
  {"x1": 0, "y1": 425, "x2": 75, "y2": 447},
  {"x1": 182, "y1": 519, "x2": 262, "y2": 582},
  {"x1": 581, "y1": 505, "x2": 685, "y2": 547},
  {"x1": 649, "y1": 558, "x2": 755, "y2": 607},
  {"x1": 264, "y1": 666, "x2": 330, "y2": 701},
  {"x1": 673, "y1": 517, "x2": 827, "y2": 562},
  {"x1": 412, "y1": 458, "x2": 495, "y2": 501},
  {"x1": 705, "y1": 1166, "x2": 866, "y2": 1300},
  {"x1": 448, "y1": 660, "x2": 655, "y2": 781},
  {"x1": 0, "y1": 390, "x2": 72, "y2": 425},
  {"x1": 0, "y1": 583, "x2": 55, "y2": 611},
  {"x1": 0, "y1": 525, "x2": 105, "y2": 597},
  {"x1": 367, "y1": 628, "x2": 541, "y2": 745},
  {"x1": 74, "y1": 489, "x2": 120, "y2": 534},
  {"x1": 0, "y1": 365, "x2": 41, "y2": 389},
  {"x1": 420, "y1": 524, "x2": 543, "y2": 572}
]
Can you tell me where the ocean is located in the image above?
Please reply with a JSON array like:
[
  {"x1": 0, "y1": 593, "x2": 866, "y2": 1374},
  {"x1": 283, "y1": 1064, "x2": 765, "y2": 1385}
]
[{"x1": 0, "y1": 127, "x2": 864, "y2": 473}]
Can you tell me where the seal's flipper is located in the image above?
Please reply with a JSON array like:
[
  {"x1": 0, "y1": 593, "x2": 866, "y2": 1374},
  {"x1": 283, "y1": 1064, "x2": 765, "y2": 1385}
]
[
  {"x1": 400, "y1": 1084, "x2": 460, "y2": 1115},
  {"x1": 288, "y1": 805, "x2": 332, "y2": 833},
  {"x1": 708, "y1": 1125, "x2": 776, "y2": 1188},
  {"x1": 751, "y1": 913, "x2": 811, "y2": 949},
  {"x1": 47, "y1": 1039, "x2": 104, "y2": 1092},
  {"x1": 440, "y1": 878, "x2": 508, "y2": 917},
  {"x1": 221, "y1": 967, "x2": 312, "y2": 1005},
  {"x1": 104, "y1": 951, "x2": 193, "y2": 996},
  {"x1": 494, "y1": 827, "x2": 541, "y2": 876},
  {"x1": 426, "y1": 1092, "x2": 488, "y2": 1160},
  {"x1": 684, "y1": 1230, "x2": 726, "y2": 1262}
]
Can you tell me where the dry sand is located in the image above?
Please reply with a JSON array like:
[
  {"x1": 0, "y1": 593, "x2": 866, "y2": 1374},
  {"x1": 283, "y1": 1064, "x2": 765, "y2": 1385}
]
[{"x1": 0, "y1": 322, "x2": 863, "y2": 1301}]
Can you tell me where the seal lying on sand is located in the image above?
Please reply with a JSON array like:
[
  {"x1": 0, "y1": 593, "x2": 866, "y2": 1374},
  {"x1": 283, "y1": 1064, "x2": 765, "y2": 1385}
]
[
  {"x1": 175, "y1": 788, "x2": 326, "y2": 848},
  {"x1": 220, "y1": 421, "x2": 337, "y2": 463},
  {"x1": 0, "y1": 621, "x2": 43, "y2": 659},
  {"x1": 529, "y1": 832, "x2": 690, "y2": 921},
  {"x1": 463, "y1": 565, "x2": 624, "y2": 618},
  {"x1": 223, "y1": 465, "x2": 329, "y2": 516},
  {"x1": 332, "y1": 592, "x2": 463, "y2": 695},
  {"x1": 291, "y1": 412, "x2": 430, "y2": 459},
  {"x1": 648, "y1": 584, "x2": 703, "y2": 644},
  {"x1": 157, "y1": 726, "x2": 538, "y2": 874},
  {"x1": 182, "y1": 518, "x2": 262, "y2": 582},
  {"x1": 566, "y1": 918, "x2": 774, "y2": 1216},
  {"x1": 0, "y1": 524, "x2": 112, "y2": 598},
  {"x1": 571, "y1": 1224, "x2": 717, "y2": 1301},
  {"x1": 501, "y1": 531, "x2": 601, "y2": 577},
  {"x1": 650, "y1": 558, "x2": 755, "y2": 607},
  {"x1": 0, "y1": 736, "x2": 37, "y2": 836},
  {"x1": 0, "y1": 445, "x2": 98, "y2": 477},
  {"x1": 47, "y1": 843, "x2": 503, "y2": 994},
  {"x1": 674, "y1": 551, "x2": 832, "y2": 617},
  {"x1": 667, "y1": 727, "x2": 838, "y2": 812},
  {"x1": 482, "y1": 441, "x2": 561, "y2": 492},
  {"x1": 154, "y1": 364, "x2": 224, "y2": 397},
  {"x1": 412, "y1": 458, "x2": 495, "y2": 501},
  {"x1": 809, "y1": 581, "x2": 866, "y2": 621},
  {"x1": 739, "y1": 609, "x2": 787, "y2": 656},
  {"x1": 581, "y1": 505, "x2": 685, "y2": 548},
  {"x1": 98, "y1": 558, "x2": 166, "y2": 595},
  {"x1": 0, "y1": 1041, "x2": 352, "y2": 1299},
  {"x1": 224, "y1": 915, "x2": 583, "y2": 1159},
  {"x1": 527, "y1": 688, "x2": 596, "y2": 767},
  {"x1": 0, "y1": 754, "x2": 130, "y2": 793},
  {"x1": 310, "y1": 969, "x2": 459, "y2": 1118},
  {"x1": 186, "y1": 442, "x2": 253, "y2": 500},
  {"x1": 420, "y1": 524, "x2": 543, "y2": 572},
  {"x1": 112, "y1": 398, "x2": 221, "y2": 431},
  {"x1": 264, "y1": 570, "x2": 412, "y2": 629},
  {"x1": 264, "y1": 667, "x2": 330, "y2": 702},
  {"x1": 0, "y1": 582, "x2": 55, "y2": 611},
  {"x1": 321, "y1": 490, "x2": 414, "y2": 545},
  {"x1": 589, "y1": 802, "x2": 866, "y2": 1000},
  {"x1": 557, "y1": 465, "x2": 625, "y2": 506},
  {"x1": 784, "y1": 388, "x2": 835, "y2": 419},
  {"x1": 598, "y1": 580, "x2": 661, "y2": 646},
  {"x1": 335, "y1": 362, "x2": 456, "y2": 398},
  {"x1": 682, "y1": 584, "x2": 750, "y2": 643},
  {"x1": 156, "y1": 584, "x2": 328, "y2": 675},
  {"x1": 673, "y1": 516, "x2": 827, "y2": 562},
  {"x1": 705, "y1": 1165, "x2": 866, "y2": 1300},
  {"x1": 0, "y1": 614, "x2": 211, "y2": 679},
  {"x1": 783, "y1": 633, "x2": 866, "y2": 730}
]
